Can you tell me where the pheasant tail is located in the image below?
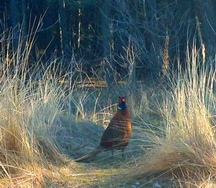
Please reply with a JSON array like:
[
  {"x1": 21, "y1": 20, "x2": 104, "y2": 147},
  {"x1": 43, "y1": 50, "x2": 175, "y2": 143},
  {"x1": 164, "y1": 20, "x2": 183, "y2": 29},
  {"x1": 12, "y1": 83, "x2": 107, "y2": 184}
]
[{"x1": 74, "y1": 146, "x2": 103, "y2": 162}]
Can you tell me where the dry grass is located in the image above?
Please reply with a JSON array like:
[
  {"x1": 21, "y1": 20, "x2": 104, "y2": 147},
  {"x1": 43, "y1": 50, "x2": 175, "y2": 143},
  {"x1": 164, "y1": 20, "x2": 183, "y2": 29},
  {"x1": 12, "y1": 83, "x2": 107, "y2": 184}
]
[
  {"x1": 0, "y1": 23, "x2": 134, "y2": 187},
  {"x1": 122, "y1": 46, "x2": 216, "y2": 187},
  {"x1": 1, "y1": 24, "x2": 216, "y2": 188}
]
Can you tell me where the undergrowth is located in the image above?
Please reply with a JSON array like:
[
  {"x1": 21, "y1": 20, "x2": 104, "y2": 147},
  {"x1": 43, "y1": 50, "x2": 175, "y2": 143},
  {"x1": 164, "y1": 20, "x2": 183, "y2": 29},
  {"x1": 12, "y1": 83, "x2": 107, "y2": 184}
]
[
  {"x1": 122, "y1": 46, "x2": 216, "y2": 187},
  {"x1": 0, "y1": 24, "x2": 216, "y2": 188}
]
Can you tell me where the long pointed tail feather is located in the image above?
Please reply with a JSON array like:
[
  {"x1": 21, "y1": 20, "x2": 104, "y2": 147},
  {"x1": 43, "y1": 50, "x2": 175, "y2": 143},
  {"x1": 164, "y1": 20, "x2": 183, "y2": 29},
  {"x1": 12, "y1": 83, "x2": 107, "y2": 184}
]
[{"x1": 74, "y1": 146, "x2": 104, "y2": 162}]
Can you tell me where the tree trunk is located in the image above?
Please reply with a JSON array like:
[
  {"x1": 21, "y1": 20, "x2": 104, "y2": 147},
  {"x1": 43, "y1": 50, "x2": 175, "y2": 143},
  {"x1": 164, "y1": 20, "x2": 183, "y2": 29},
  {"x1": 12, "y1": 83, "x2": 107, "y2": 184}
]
[
  {"x1": 101, "y1": 0, "x2": 117, "y2": 89},
  {"x1": 21, "y1": 0, "x2": 27, "y2": 36},
  {"x1": 10, "y1": 0, "x2": 19, "y2": 50},
  {"x1": 58, "y1": 0, "x2": 69, "y2": 56}
]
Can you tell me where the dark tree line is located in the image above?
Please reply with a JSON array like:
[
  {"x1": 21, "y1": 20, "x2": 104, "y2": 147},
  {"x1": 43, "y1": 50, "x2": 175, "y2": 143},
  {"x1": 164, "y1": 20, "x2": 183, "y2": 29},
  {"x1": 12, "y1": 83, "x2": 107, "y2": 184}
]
[{"x1": 0, "y1": 0, "x2": 216, "y2": 82}]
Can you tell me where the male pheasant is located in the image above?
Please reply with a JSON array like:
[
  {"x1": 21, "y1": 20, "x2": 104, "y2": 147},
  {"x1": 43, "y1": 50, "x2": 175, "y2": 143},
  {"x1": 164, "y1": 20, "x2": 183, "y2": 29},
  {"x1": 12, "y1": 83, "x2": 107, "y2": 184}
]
[{"x1": 75, "y1": 96, "x2": 132, "y2": 162}]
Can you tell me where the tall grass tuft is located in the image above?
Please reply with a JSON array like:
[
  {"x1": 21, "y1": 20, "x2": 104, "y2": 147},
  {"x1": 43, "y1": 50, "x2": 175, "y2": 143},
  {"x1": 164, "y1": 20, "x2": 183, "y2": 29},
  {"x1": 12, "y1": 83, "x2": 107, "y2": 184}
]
[
  {"x1": 125, "y1": 44, "x2": 216, "y2": 186},
  {"x1": 0, "y1": 20, "x2": 67, "y2": 186}
]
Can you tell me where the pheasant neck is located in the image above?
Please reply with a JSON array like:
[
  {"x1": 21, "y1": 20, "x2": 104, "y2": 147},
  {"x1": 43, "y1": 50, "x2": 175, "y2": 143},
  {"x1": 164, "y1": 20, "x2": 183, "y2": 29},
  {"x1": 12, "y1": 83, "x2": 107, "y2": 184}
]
[{"x1": 119, "y1": 108, "x2": 130, "y2": 119}]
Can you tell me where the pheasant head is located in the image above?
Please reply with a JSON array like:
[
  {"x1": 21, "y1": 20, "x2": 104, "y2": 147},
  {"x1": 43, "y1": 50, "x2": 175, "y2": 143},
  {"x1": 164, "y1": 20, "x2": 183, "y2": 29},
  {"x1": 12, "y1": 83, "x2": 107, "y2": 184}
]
[
  {"x1": 118, "y1": 96, "x2": 126, "y2": 110},
  {"x1": 118, "y1": 96, "x2": 130, "y2": 118}
]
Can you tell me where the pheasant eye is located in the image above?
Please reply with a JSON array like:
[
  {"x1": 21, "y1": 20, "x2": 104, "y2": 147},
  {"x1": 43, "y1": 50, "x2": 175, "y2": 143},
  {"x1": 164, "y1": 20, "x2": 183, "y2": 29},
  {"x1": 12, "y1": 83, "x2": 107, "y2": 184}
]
[{"x1": 119, "y1": 97, "x2": 126, "y2": 103}]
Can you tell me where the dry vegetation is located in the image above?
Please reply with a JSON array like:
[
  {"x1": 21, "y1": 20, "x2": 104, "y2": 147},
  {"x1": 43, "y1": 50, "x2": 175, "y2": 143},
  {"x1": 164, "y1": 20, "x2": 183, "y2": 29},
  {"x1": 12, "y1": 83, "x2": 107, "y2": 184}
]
[
  {"x1": 122, "y1": 48, "x2": 216, "y2": 187},
  {"x1": 0, "y1": 29, "x2": 216, "y2": 188}
]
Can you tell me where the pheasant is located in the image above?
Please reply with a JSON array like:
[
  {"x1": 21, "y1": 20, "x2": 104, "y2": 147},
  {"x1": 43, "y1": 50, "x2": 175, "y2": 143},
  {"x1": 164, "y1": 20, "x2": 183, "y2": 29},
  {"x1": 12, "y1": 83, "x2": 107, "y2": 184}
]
[{"x1": 75, "y1": 96, "x2": 132, "y2": 162}]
